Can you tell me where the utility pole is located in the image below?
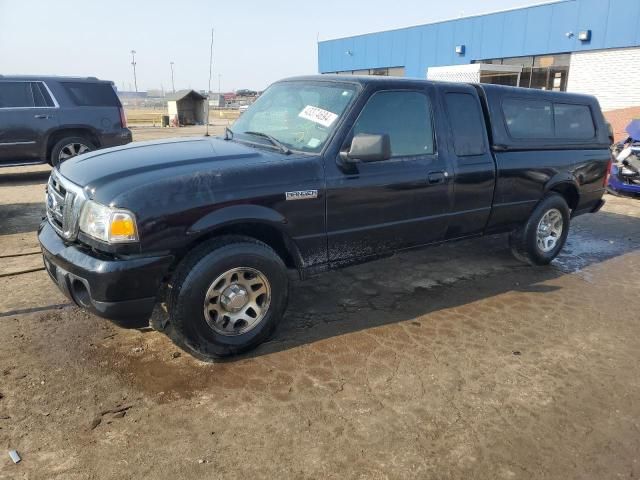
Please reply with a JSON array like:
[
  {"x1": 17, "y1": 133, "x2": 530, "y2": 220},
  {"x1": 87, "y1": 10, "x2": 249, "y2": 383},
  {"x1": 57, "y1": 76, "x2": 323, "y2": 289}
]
[
  {"x1": 130, "y1": 50, "x2": 138, "y2": 92},
  {"x1": 218, "y1": 74, "x2": 221, "y2": 97},
  {"x1": 170, "y1": 61, "x2": 175, "y2": 93}
]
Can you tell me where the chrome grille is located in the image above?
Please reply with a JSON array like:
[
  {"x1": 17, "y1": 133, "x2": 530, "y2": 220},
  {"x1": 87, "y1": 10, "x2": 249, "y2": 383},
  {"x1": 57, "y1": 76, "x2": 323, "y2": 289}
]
[{"x1": 46, "y1": 170, "x2": 86, "y2": 240}]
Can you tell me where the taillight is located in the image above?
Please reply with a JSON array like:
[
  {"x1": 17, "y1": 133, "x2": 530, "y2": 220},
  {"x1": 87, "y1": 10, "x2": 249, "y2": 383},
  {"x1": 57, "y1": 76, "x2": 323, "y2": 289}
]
[
  {"x1": 603, "y1": 158, "x2": 612, "y2": 187},
  {"x1": 119, "y1": 107, "x2": 127, "y2": 128}
]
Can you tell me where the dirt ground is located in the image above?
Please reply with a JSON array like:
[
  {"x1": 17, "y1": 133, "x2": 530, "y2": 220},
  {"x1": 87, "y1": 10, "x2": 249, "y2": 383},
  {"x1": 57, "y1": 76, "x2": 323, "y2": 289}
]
[{"x1": 1, "y1": 129, "x2": 640, "y2": 479}]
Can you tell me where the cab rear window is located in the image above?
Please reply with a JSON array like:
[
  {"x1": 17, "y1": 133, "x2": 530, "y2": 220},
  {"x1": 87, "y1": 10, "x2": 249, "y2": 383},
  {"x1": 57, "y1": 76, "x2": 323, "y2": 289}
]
[
  {"x1": 61, "y1": 82, "x2": 120, "y2": 107},
  {"x1": 502, "y1": 98, "x2": 595, "y2": 141},
  {"x1": 444, "y1": 92, "x2": 487, "y2": 156}
]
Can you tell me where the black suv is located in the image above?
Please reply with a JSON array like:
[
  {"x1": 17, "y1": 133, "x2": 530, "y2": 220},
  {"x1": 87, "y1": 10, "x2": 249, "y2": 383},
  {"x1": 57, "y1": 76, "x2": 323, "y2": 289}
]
[{"x1": 0, "y1": 76, "x2": 132, "y2": 167}]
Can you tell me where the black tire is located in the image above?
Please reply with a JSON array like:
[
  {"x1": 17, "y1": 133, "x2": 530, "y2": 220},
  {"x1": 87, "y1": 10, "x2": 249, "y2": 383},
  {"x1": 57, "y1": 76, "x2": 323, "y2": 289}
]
[
  {"x1": 509, "y1": 193, "x2": 570, "y2": 266},
  {"x1": 50, "y1": 136, "x2": 95, "y2": 167},
  {"x1": 167, "y1": 236, "x2": 289, "y2": 358}
]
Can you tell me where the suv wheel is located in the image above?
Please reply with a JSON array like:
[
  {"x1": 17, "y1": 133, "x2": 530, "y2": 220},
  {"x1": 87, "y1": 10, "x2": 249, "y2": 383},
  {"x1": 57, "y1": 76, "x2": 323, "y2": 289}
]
[
  {"x1": 167, "y1": 236, "x2": 289, "y2": 358},
  {"x1": 509, "y1": 193, "x2": 570, "y2": 265},
  {"x1": 50, "y1": 136, "x2": 95, "y2": 166}
]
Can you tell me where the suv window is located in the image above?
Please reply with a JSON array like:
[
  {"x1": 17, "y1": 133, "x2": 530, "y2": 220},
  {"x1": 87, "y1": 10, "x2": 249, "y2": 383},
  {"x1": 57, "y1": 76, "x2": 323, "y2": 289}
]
[
  {"x1": 444, "y1": 93, "x2": 486, "y2": 156},
  {"x1": 0, "y1": 82, "x2": 34, "y2": 108},
  {"x1": 503, "y1": 98, "x2": 553, "y2": 139},
  {"x1": 32, "y1": 82, "x2": 55, "y2": 107},
  {"x1": 554, "y1": 103, "x2": 595, "y2": 139},
  {"x1": 61, "y1": 82, "x2": 120, "y2": 107},
  {"x1": 353, "y1": 90, "x2": 434, "y2": 157}
]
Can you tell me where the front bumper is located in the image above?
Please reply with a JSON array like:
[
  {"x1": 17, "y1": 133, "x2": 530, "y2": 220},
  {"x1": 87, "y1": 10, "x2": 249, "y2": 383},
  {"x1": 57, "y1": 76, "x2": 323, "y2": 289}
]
[
  {"x1": 38, "y1": 221, "x2": 173, "y2": 322},
  {"x1": 608, "y1": 166, "x2": 640, "y2": 196}
]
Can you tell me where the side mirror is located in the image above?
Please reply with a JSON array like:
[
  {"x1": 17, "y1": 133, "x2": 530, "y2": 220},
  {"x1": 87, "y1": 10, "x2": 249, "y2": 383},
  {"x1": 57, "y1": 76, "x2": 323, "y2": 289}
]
[{"x1": 340, "y1": 133, "x2": 391, "y2": 163}]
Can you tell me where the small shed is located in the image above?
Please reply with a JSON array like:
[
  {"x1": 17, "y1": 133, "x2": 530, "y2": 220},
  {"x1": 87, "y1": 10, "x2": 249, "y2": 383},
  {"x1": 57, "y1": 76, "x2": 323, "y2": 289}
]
[{"x1": 166, "y1": 90, "x2": 207, "y2": 126}]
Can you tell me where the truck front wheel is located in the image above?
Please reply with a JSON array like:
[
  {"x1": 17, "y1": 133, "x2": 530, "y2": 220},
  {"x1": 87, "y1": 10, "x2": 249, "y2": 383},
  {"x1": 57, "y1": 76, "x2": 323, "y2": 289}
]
[
  {"x1": 167, "y1": 236, "x2": 289, "y2": 358},
  {"x1": 509, "y1": 194, "x2": 570, "y2": 266}
]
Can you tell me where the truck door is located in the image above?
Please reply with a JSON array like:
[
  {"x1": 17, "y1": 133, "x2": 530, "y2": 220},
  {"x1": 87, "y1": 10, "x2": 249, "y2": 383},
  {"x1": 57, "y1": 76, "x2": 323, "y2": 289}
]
[
  {"x1": 325, "y1": 85, "x2": 453, "y2": 265},
  {"x1": 440, "y1": 85, "x2": 496, "y2": 238},
  {"x1": 0, "y1": 81, "x2": 58, "y2": 165}
]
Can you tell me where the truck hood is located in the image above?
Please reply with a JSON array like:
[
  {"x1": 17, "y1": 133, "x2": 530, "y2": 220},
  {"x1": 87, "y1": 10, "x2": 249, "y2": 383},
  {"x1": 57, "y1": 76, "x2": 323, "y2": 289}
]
[
  {"x1": 58, "y1": 137, "x2": 272, "y2": 203},
  {"x1": 60, "y1": 137, "x2": 261, "y2": 186}
]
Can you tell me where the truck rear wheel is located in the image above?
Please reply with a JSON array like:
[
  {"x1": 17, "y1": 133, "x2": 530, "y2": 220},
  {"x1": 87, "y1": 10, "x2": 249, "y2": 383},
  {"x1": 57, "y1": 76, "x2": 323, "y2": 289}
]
[
  {"x1": 509, "y1": 193, "x2": 570, "y2": 266},
  {"x1": 167, "y1": 236, "x2": 289, "y2": 358}
]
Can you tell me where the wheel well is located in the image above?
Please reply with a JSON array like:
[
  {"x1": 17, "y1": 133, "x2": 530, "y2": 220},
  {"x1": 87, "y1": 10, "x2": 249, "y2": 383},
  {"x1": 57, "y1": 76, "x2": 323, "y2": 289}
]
[
  {"x1": 46, "y1": 128, "x2": 100, "y2": 162},
  {"x1": 183, "y1": 223, "x2": 300, "y2": 271},
  {"x1": 550, "y1": 183, "x2": 579, "y2": 210}
]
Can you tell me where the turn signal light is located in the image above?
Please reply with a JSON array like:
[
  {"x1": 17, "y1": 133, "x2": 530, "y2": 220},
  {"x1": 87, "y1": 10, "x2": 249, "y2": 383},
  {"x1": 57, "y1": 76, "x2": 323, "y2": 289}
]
[{"x1": 110, "y1": 214, "x2": 136, "y2": 239}]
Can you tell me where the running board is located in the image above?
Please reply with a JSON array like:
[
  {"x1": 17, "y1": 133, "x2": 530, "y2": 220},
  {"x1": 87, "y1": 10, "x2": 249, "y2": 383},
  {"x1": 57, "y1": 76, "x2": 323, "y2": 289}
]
[{"x1": 0, "y1": 160, "x2": 47, "y2": 168}]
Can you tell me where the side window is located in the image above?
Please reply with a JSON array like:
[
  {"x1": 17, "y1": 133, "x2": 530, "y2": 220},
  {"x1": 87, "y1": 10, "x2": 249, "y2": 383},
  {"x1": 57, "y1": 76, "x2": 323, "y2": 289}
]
[
  {"x1": 444, "y1": 93, "x2": 487, "y2": 156},
  {"x1": 32, "y1": 82, "x2": 55, "y2": 107},
  {"x1": 502, "y1": 98, "x2": 553, "y2": 139},
  {"x1": 353, "y1": 90, "x2": 434, "y2": 157},
  {"x1": 61, "y1": 82, "x2": 120, "y2": 107},
  {"x1": 0, "y1": 82, "x2": 35, "y2": 108},
  {"x1": 554, "y1": 103, "x2": 595, "y2": 139}
]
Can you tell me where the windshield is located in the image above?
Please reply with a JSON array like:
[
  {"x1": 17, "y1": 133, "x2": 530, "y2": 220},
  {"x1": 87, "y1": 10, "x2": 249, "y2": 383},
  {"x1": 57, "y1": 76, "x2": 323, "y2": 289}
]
[{"x1": 230, "y1": 81, "x2": 358, "y2": 153}]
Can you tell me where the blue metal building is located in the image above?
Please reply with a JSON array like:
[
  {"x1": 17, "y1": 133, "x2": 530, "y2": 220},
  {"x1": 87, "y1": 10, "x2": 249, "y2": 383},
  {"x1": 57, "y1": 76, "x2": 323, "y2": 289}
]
[{"x1": 317, "y1": 0, "x2": 640, "y2": 111}]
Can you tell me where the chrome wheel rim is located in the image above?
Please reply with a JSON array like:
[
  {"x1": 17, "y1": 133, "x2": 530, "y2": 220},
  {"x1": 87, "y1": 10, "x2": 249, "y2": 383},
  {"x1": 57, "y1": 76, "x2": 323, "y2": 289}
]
[
  {"x1": 59, "y1": 142, "x2": 90, "y2": 161},
  {"x1": 203, "y1": 267, "x2": 271, "y2": 336},
  {"x1": 536, "y1": 208, "x2": 563, "y2": 253}
]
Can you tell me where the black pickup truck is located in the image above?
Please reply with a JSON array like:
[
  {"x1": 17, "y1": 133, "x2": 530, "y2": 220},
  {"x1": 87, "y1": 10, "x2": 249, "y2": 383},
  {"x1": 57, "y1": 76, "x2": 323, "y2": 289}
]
[{"x1": 38, "y1": 75, "x2": 611, "y2": 358}]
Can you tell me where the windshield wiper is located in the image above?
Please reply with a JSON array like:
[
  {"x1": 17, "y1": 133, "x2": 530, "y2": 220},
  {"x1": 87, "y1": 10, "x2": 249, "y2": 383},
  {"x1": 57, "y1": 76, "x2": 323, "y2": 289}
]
[
  {"x1": 224, "y1": 126, "x2": 234, "y2": 140},
  {"x1": 242, "y1": 131, "x2": 291, "y2": 154}
]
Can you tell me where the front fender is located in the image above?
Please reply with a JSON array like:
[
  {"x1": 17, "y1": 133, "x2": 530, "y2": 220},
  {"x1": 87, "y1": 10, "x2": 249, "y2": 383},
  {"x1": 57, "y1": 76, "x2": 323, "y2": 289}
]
[
  {"x1": 185, "y1": 204, "x2": 308, "y2": 272},
  {"x1": 187, "y1": 204, "x2": 287, "y2": 235}
]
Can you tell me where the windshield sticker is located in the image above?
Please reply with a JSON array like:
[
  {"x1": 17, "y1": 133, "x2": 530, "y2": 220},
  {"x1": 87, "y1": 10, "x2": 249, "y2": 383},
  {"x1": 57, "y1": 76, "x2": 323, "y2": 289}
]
[
  {"x1": 307, "y1": 138, "x2": 321, "y2": 148},
  {"x1": 298, "y1": 105, "x2": 338, "y2": 128}
]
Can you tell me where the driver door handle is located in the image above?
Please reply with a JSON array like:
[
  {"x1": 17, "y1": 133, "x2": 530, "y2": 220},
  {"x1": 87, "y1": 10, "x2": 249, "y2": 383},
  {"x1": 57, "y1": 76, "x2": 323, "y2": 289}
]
[
  {"x1": 34, "y1": 114, "x2": 51, "y2": 119},
  {"x1": 428, "y1": 171, "x2": 447, "y2": 184}
]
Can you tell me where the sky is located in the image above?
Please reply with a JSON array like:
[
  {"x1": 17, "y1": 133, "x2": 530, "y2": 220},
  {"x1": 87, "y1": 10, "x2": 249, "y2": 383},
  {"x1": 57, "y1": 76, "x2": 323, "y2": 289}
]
[{"x1": 0, "y1": 0, "x2": 538, "y2": 92}]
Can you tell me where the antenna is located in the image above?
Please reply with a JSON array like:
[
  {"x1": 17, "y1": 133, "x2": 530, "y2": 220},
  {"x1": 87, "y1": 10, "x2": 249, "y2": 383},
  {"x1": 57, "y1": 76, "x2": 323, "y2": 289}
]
[{"x1": 205, "y1": 28, "x2": 214, "y2": 137}]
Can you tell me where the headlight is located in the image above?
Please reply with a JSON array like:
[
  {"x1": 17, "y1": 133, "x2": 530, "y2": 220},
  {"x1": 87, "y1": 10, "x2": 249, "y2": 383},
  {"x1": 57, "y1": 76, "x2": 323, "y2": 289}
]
[{"x1": 78, "y1": 200, "x2": 138, "y2": 243}]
